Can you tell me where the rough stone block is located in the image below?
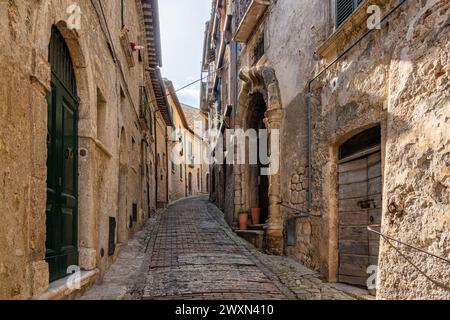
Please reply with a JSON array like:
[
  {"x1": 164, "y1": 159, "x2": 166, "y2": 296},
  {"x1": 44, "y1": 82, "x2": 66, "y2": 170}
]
[
  {"x1": 79, "y1": 248, "x2": 97, "y2": 271},
  {"x1": 32, "y1": 261, "x2": 49, "y2": 296}
]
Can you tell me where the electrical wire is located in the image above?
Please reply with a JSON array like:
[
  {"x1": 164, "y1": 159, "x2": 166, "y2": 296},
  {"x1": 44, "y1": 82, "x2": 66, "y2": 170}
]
[
  {"x1": 147, "y1": 62, "x2": 231, "y2": 107},
  {"x1": 374, "y1": 230, "x2": 450, "y2": 290},
  {"x1": 368, "y1": 227, "x2": 450, "y2": 264},
  {"x1": 368, "y1": 227, "x2": 450, "y2": 290}
]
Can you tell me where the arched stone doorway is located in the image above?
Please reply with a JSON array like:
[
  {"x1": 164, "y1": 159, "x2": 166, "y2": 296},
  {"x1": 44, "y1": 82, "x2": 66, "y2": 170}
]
[
  {"x1": 244, "y1": 92, "x2": 269, "y2": 223},
  {"x1": 118, "y1": 129, "x2": 128, "y2": 243},
  {"x1": 235, "y1": 66, "x2": 283, "y2": 255},
  {"x1": 46, "y1": 26, "x2": 79, "y2": 282},
  {"x1": 335, "y1": 125, "x2": 382, "y2": 289}
]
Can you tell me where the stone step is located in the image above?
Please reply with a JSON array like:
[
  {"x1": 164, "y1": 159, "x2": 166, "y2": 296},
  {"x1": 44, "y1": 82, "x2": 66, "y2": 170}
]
[
  {"x1": 248, "y1": 224, "x2": 266, "y2": 231},
  {"x1": 235, "y1": 230, "x2": 265, "y2": 252}
]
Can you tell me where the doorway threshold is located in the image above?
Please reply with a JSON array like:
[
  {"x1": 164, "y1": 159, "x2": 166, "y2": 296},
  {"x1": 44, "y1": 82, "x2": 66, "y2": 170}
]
[{"x1": 329, "y1": 283, "x2": 375, "y2": 300}]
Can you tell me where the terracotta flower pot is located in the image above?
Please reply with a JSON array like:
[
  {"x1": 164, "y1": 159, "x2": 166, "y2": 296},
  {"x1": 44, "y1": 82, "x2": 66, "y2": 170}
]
[
  {"x1": 251, "y1": 208, "x2": 261, "y2": 225},
  {"x1": 238, "y1": 213, "x2": 249, "y2": 230}
]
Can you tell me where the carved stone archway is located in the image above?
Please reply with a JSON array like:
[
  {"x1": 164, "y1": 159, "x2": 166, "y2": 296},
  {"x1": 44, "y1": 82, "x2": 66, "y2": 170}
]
[{"x1": 234, "y1": 66, "x2": 284, "y2": 255}]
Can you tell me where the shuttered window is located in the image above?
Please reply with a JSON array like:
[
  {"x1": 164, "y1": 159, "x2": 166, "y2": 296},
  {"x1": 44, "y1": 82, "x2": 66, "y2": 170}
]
[{"x1": 336, "y1": 0, "x2": 364, "y2": 27}]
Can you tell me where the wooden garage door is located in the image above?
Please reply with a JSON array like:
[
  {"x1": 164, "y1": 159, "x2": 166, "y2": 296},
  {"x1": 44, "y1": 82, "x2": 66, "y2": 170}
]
[{"x1": 338, "y1": 151, "x2": 381, "y2": 287}]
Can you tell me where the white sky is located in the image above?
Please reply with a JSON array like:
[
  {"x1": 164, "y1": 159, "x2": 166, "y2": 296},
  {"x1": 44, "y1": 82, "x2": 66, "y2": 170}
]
[{"x1": 159, "y1": 0, "x2": 212, "y2": 108}]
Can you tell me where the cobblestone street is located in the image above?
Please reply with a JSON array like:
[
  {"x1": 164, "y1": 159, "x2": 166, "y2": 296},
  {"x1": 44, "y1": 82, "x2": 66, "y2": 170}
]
[{"x1": 81, "y1": 197, "x2": 352, "y2": 300}]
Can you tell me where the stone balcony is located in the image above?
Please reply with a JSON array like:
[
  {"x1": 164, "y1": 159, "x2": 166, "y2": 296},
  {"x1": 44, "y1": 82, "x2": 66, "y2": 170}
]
[{"x1": 234, "y1": 0, "x2": 270, "y2": 43}]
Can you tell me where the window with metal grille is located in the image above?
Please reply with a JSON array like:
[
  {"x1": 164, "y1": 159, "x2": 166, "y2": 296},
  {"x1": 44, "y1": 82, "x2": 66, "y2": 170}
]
[
  {"x1": 339, "y1": 125, "x2": 381, "y2": 160},
  {"x1": 336, "y1": 0, "x2": 364, "y2": 28}
]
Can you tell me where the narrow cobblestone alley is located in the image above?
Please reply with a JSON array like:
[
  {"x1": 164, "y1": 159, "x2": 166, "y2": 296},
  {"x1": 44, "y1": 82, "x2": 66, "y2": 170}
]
[{"x1": 81, "y1": 197, "x2": 352, "y2": 300}]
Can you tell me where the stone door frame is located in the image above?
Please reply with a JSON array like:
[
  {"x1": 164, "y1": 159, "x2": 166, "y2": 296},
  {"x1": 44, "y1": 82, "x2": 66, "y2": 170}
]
[{"x1": 234, "y1": 66, "x2": 284, "y2": 255}]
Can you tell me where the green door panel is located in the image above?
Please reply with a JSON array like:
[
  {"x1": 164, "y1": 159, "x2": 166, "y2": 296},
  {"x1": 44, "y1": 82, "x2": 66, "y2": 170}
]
[{"x1": 46, "y1": 73, "x2": 79, "y2": 282}]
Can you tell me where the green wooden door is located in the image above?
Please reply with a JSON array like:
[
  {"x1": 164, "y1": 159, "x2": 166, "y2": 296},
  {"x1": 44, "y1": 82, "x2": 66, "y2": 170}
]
[{"x1": 46, "y1": 27, "x2": 79, "y2": 282}]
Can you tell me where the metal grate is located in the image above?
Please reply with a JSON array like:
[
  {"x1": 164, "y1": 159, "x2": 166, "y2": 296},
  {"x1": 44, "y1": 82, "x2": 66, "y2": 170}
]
[
  {"x1": 286, "y1": 217, "x2": 297, "y2": 246},
  {"x1": 49, "y1": 26, "x2": 77, "y2": 97},
  {"x1": 108, "y1": 217, "x2": 116, "y2": 256},
  {"x1": 339, "y1": 125, "x2": 381, "y2": 160},
  {"x1": 336, "y1": 0, "x2": 364, "y2": 27}
]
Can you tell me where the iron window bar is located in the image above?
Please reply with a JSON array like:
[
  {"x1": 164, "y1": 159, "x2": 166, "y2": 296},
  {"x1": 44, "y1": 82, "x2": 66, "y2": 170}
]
[{"x1": 367, "y1": 227, "x2": 450, "y2": 264}]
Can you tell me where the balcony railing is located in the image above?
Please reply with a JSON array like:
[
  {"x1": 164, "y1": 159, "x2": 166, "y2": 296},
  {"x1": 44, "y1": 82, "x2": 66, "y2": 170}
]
[{"x1": 234, "y1": 0, "x2": 270, "y2": 43}]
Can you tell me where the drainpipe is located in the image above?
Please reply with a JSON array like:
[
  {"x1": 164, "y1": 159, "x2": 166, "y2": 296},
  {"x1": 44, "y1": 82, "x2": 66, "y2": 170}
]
[
  {"x1": 305, "y1": 0, "x2": 408, "y2": 214},
  {"x1": 233, "y1": 41, "x2": 238, "y2": 116},
  {"x1": 306, "y1": 81, "x2": 313, "y2": 213}
]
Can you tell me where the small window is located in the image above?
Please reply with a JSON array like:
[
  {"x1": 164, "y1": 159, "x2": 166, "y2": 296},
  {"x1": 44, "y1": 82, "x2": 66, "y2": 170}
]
[
  {"x1": 339, "y1": 125, "x2": 381, "y2": 160},
  {"x1": 336, "y1": 0, "x2": 364, "y2": 28},
  {"x1": 180, "y1": 164, "x2": 183, "y2": 180}
]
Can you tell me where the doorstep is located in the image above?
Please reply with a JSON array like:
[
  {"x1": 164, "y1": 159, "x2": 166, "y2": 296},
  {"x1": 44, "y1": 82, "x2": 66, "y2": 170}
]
[
  {"x1": 329, "y1": 283, "x2": 375, "y2": 300},
  {"x1": 235, "y1": 230, "x2": 265, "y2": 252},
  {"x1": 34, "y1": 269, "x2": 99, "y2": 300},
  {"x1": 248, "y1": 224, "x2": 266, "y2": 230}
]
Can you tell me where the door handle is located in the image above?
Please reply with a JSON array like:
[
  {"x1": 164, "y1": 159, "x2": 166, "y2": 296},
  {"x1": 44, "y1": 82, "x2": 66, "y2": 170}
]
[
  {"x1": 65, "y1": 147, "x2": 74, "y2": 160},
  {"x1": 358, "y1": 199, "x2": 375, "y2": 209}
]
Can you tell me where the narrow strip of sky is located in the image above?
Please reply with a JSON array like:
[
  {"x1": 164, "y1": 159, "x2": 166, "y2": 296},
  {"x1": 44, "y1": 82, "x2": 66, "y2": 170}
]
[{"x1": 158, "y1": 0, "x2": 211, "y2": 108}]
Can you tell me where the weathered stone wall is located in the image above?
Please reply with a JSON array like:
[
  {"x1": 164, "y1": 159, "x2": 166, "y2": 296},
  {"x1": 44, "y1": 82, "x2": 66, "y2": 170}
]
[
  {"x1": 376, "y1": 0, "x2": 448, "y2": 299},
  {"x1": 155, "y1": 113, "x2": 168, "y2": 207},
  {"x1": 310, "y1": 0, "x2": 449, "y2": 298},
  {"x1": 234, "y1": 0, "x2": 449, "y2": 299},
  {"x1": 233, "y1": 0, "x2": 329, "y2": 265},
  {"x1": 166, "y1": 92, "x2": 188, "y2": 203},
  {"x1": 0, "y1": 0, "x2": 158, "y2": 299}
]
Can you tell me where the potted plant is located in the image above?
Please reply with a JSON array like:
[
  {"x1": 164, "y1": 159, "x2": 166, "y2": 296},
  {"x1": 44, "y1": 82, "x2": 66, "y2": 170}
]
[
  {"x1": 238, "y1": 208, "x2": 249, "y2": 230},
  {"x1": 251, "y1": 208, "x2": 261, "y2": 225}
]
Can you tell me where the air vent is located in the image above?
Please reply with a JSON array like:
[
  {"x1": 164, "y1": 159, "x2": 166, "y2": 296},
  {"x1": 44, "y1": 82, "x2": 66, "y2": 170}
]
[{"x1": 108, "y1": 217, "x2": 116, "y2": 256}]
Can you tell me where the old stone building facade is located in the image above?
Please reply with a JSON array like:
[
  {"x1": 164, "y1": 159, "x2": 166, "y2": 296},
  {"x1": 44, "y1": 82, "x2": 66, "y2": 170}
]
[
  {"x1": 182, "y1": 104, "x2": 210, "y2": 197},
  {"x1": 165, "y1": 80, "x2": 209, "y2": 203},
  {"x1": 201, "y1": 0, "x2": 449, "y2": 299},
  {"x1": 0, "y1": 0, "x2": 170, "y2": 299}
]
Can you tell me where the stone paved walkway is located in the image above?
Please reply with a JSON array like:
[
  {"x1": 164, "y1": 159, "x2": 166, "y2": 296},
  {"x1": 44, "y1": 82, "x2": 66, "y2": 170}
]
[{"x1": 80, "y1": 196, "x2": 353, "y2": 300}]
